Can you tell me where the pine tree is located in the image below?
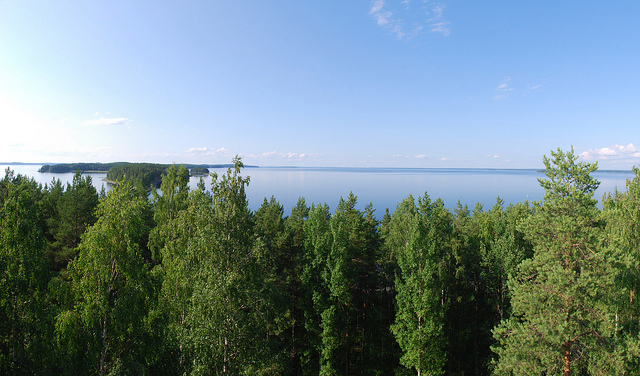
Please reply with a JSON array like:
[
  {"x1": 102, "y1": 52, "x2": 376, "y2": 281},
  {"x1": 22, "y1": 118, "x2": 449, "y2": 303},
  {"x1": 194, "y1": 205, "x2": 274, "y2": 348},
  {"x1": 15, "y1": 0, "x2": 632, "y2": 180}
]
[
  {"x1": 49, "y1": 170, "x2": 99, "y2": 272},
  {"x1": 492, "y1": 148, "x2": 624, "y2": 375},
  {"x1": 602, "y1": 166, "x2": 640, "y2": 372}
]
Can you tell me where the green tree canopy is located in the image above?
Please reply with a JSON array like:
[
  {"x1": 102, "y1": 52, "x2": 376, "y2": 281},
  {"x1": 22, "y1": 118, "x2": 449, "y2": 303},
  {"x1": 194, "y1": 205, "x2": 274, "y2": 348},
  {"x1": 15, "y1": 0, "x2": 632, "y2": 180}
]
[
  {"x1": 56, "y1": 179, "x2": 153, "y2": 376},
  {"x1": 492, "y1": 148, "x2": 624, "y2": 375}
]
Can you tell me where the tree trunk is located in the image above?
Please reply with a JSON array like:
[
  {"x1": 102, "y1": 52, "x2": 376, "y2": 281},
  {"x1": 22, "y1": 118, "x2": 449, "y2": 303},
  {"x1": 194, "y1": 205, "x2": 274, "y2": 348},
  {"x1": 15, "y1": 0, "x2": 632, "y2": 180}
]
[
  {"x1": 563, "y1": 340, "x2": 570, "y2": 376},
  {"x1": 99, "y1": 317, "x2": 109, "y2": 376}
]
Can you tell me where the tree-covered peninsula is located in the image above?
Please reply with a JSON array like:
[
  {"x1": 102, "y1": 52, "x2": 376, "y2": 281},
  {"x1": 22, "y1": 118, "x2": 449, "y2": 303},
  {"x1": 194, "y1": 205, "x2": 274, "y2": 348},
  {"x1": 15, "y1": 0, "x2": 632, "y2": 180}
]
[
  {"x1": 3, "y1": 149, "x2": 640, "y2": 375},
  {"x1": 40, "y1": 162, "x2": 250, "y2": 190}
]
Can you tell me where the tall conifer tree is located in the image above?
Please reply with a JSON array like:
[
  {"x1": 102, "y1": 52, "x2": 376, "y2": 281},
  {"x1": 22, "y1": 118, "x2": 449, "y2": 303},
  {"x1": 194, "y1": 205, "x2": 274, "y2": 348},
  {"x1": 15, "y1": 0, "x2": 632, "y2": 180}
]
[
  {"x1": 492, "y1": 148, "x2": 624, "y2": 375},
  {"x1": 602, "y1": 166, "x2": 640, "y2": 372},
  {"x1": 390, "y1": 194, "x2": 449, "y2": 376}
]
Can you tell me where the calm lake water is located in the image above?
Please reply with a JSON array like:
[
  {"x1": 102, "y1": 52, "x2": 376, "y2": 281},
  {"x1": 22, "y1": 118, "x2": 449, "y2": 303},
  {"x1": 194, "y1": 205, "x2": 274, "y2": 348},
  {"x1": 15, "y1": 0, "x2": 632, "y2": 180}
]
[{"x1": 2, "y1": 164, "x2": 635, "y2": 218}]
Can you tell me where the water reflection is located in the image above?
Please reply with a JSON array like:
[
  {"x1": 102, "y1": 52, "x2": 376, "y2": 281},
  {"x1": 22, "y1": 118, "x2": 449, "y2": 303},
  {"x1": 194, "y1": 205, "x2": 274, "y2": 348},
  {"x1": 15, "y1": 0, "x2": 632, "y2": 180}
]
[
  {"x1": 2, "y1": 164, "x2": 634, "y2": 218},
  {"x1": 194, "y1": 167, "x2": 635, "y2": 216}
]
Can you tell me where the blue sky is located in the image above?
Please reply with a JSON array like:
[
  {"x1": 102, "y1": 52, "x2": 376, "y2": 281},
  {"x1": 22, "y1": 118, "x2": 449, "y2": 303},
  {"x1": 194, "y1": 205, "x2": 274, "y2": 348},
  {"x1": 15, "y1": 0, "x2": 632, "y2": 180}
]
[{"x1": 1, "y1": 1, "x2": 638, "y2": 168}]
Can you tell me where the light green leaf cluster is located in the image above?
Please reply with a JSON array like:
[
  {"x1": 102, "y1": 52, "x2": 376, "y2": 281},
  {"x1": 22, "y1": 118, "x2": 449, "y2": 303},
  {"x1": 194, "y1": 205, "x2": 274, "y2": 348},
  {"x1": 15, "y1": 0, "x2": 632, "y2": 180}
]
[
  {"x1": 0, "y1": 172, "x2": 49, "y2": 373},
  {"x1": 57, "y1": 179, "x2": 151, "y2": 376}
]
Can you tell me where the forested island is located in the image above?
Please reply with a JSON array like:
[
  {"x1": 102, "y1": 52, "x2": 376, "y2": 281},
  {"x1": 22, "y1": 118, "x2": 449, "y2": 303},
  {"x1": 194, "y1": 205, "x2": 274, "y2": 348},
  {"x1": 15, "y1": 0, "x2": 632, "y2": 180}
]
[
  {"x1": 38, "y1": 162, "x2": 251, "y2": 173},
  {"x1": 2, "y1": 148, "x2": 640, "y2": 375},
  {"x1": 39, "y1": 162, "x2": 247, "y2": 189}
]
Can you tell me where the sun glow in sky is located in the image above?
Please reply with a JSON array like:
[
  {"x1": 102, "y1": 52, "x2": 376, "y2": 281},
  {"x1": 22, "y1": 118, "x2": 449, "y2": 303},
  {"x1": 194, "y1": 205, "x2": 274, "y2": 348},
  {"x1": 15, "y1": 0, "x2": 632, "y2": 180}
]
[{"x1": 1, "y1": 1, "x2": 638, "y2": 168}]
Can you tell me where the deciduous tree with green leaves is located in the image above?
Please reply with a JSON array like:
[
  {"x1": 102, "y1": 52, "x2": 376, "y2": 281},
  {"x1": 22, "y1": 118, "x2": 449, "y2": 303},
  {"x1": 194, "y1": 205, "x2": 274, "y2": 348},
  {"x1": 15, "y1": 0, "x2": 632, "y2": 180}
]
[
  {"x1": 390, "y1": 194, "x2": 449, "y2": 376},
  {"x1": 174, "y1": 157, "x2": 276, "y2": 374},
  {"x1": 56, "y1": 180, "x2": 153, "y2": 376},
  {"x1": 149, "y1": 164, "x2": 190, "y2": 262},
  {"x1": 0, "y1": 172, "x2": 50, "y2": 375}
]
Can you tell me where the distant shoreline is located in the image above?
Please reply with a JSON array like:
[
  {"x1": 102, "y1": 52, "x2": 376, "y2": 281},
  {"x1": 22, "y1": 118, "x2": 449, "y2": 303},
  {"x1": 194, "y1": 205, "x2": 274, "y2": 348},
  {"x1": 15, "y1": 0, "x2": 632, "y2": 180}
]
[{"x1": 0, "y1": 162, "x2": 634, "y2": 174}]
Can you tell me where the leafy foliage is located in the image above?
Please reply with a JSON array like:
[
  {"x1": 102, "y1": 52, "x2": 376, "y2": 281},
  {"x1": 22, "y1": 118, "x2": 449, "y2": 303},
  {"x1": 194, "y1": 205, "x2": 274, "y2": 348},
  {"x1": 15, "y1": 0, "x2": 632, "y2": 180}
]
[
  {"x1": 56, "y1": 179, "x2": 154, "y2": 376},
  {"x1": 0, "y1": 171, "x2": 50, "y2": 374},
  {"x1": 4, "y1": 150, "x2": 640, "y2": 375}
]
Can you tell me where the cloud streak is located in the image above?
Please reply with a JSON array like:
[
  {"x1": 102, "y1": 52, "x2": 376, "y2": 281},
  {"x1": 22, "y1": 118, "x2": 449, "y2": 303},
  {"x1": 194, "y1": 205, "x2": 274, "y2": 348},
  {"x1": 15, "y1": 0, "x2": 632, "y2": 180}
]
[
  {"x1": 186, "y1": 147, "x2": 232, "y2": 157},
  {"x1": 369, "y1": 0, "x2": 451, "y2": 40},
  {"x1": 580, "y1": 143, "x2": 640, "y2": 162},
  {"x1": 82, "y1": 117, "x2": 131, "y2": 126},
  {"x1": 248, "y1": 151, "x2": 321, "y2": 160},
  {"x1": 428, "y1": 5, "x2": 450, "y2": 36},
  {"x1": 493, "y1": 78, "x2": 547, "y2": 99},
  {"x1": 494, "y1": 77, "x2": 514, "y2": 100},
  {"x1": 391, "y1": 154, "x2": 431, "y2": 159}
]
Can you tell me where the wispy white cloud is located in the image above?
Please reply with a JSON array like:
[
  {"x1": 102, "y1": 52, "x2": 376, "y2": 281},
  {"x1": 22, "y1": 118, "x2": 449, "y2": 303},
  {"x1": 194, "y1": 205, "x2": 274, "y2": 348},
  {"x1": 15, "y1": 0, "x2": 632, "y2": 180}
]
[
  {"x1": 255, "y1": 151, "x2": 278, "y2": 158},
  {"x1": 369, "y1": 1, "x2": 451, "y2": 40},
  {"x1": 494, "y1": 77, "x2": 514, "y2": 100},
  {"x1": 523, "y1": 79, "x2": 547, "y2": 96},
  {"x1": 428, "y1": 5, "x2": 450, "y2": 36},
  {"x1": 493, "y1": 78, "x2": 548, "y2": 99},
  {"x1": 248, "y1": 151, "x2": 321, "y2": 160},
  {"x1": 82, "y1": 117, "x2": 131, "y2": 126},
  {"x1": 369, "y1": 0, "x2": 403, "y2": 39},
  {"x1": 369, "y1": 0, "x2": 389, "y2": 25},
  {"x1": 186, "y1": 147, "x2": 231, "y2": 157},
  {"x1": 391, "y1": 154, "x2": 430, "y2": 159},
  {"x1": 430, "y1": 22, "x2": 450, "y2": 36},
  {"x1": 580, "y1": 143, "x2": 640, "y2": 162}
]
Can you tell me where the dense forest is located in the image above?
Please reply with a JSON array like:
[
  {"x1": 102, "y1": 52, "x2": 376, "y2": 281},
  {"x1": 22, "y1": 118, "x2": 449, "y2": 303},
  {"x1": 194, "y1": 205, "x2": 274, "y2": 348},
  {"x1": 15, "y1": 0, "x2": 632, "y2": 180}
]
[
  {"x1": 39, "y1": 163, "x2": 229, "y2": 189},
  {"x1": 2, "y1": 148, "x2": 640, "y2": 375},
  {"x1": 39, "y1": 162, "x2": 252, "y2": 174}
]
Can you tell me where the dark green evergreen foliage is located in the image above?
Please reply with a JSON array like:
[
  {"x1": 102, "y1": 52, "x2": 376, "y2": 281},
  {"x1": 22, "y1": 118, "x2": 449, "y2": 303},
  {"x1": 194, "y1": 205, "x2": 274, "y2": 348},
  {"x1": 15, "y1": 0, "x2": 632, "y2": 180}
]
[
  {"x1": 476, "y1": 199, "x2": 534, "y2": 324},
  {"x1": 326, "y1": 195, "x2": 388, "y2": 375},
  {"x1": 189, "y1": 167, "x2": 209, "y2": 175},
  {"x1": 40, "y1": 162, "x2": 239, "y2": 174},
  {"x1": 445, "y1": 199, "x2": 534, "y2": 375},
  {"x1": 300, "y1": 193, "x2": 396, "y2": 375},
  {"x1": 602, "y1": 166, "x2": 640, "y2": 371},
  {"x1": 46, "y1": 170, "x2": 99, "y2": 273},
  {"x1": 0, "y1": 170, "x2": 52, "y2": 374},
  {"x1": 301, "y1": 202, "x2": 333, "y2": 375},
  {"x1": 38, "y1": 162, "x2": 121, "y2": 173},
  {"x1": 492, "y1": 148, "x2": 625, "y2": 375},
  {"x1": 254, "y1": 196, "x2": 299, "y2": 373},
  {"x1": 106, "y1": 163, "x2": 167, "y2": 190},
  {"x1": 282, "y1": 197, "x2": 311, "y2": 375}
]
